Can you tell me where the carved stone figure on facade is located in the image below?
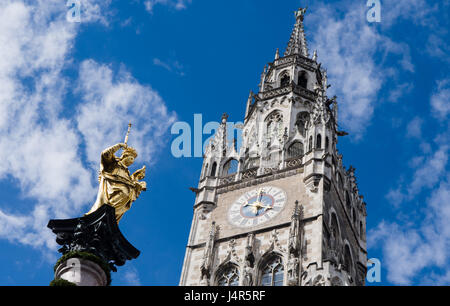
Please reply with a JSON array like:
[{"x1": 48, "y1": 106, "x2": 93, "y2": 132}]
[
  {"x1": 244, "y1": 233, "x2": 256, "y2": 267},
  {"x1": 287, "y1": 255, "x2": 300, "y2": 286},
  {"x1": 242, "y1": 265, "x2": 254, "y2": 286},
  {"x1": 200, "y1": 221, "x2": 217, "y2": 286},
  {"x1": 312, "y1": 274, "x2": 326, "y2": 286},
  {"x1": 288, "y1": 201, "x2": 302, "y2": 256}
]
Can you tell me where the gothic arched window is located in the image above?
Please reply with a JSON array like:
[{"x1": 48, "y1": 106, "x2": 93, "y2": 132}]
[
  {"x1": 337, "y1": 172, "x2": 343, "y2": 190},
  {"x1": 217, "y1": 264, "x2": 240, "y2": 286},
  {"x1": 325, "y1": 136, "x2": 330, "y2": 151},
  {"x1": 296, "y1": 112, "x2": 309, "y2": 137},
  {"x1": 344, "y1": 245, "x2": 353, "y2": 275},
  {"x1": 222, "y1": 159, "x2": 239, "y2": 176},
  {"x1": 210, "y1": 162, "x2": 217, "y2": 177},
  {"x1": 330, "y1": 213, "x2": 339, "y2": 239},
  {"x1": 308, "y1": 136, "x2": 313, "y2": 152},
  {"x1": 346, "y1": 191, "x2": 351, "y2": 209},
  {"x1": 288, "y1": 142, "x2": 304, "y2": 158},
  {"x1": 202, "y1": 163, "x2": 209, "y2": 179},
  {"x1": 261, "y1": 256, "x2": 284, "y2": 286},
  {"x1": 298, "y1": 71, "x2": 308, "y2": 88},
  {"x1": 280, "y1": 73, "x2": 290, "y2": 87},
  {"x1": 316, "y1": 134, "x2": 322, "y2": 149}
]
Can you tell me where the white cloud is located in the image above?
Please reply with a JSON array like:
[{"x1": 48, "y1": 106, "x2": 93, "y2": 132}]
[
  {"x1": 153, "y1": 58, "x2": 185, "y2": 76},
  {"x1": 144, "y1": 0, "x2": 191, "y2": 14},
  {"x1": 76, "y1": 60, "x2": 177, "y2": 167},
  {"x1": 121, "y1": 266, "x2": 142, "y2": 286},
  {"x1": 426, "y1": 34, "x2": 450, "y2": 63},
  {"x1": 381, "y1": 0, "x2": 439, "y2": 28},
  {"x1": 407, "y1": 146, "x2": 448, "y2": 198},
  {"x1": 386, "y1": 144, "x2": 448, "y2": 207},
  {"x1": 431, "y1": 79, "x2": 450, "y2": 121},
  {"x1": 371, "y1": 175, "x2": 450, "y2": 284},
  {"x1": 307, "y1": 3, "x2": 415, "y2": 137},
  {"x1": 0, "y1": 0, "x2": 176, "y2": 254},
  {"x1": 374, "y1": 74, "x2": 450, "y2": 285},
  {"x1": 388, "y1": 83, "x2": 414, "y2": 103},
  {"x1": 406, "y1": 117, "x2": 423, "y2": 139},
  {"x1": 0, "y1": 0, "x2": 91, "y2": 250}
]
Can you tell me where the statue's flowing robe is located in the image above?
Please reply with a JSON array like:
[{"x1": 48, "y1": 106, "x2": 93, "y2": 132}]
[{"x1": 87, "y1": 144, "x2": 137, "y2": 223}]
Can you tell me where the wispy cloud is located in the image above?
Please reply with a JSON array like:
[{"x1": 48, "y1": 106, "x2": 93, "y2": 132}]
[
  {"x1": 373, "y1": 74, "x2": 450, "y2": 285},
  {"x1": 431, "y1": 79, "x2": 450, "y2": 121},
  {"x1": 406, "y1": 117, "x2": 423, "y2": 139},
  {"x1": 122, "y1": 266, "x2": 142, "y2": 286},
  {"x1": 307, "y1": 3, "x2": 415, "y2": 137},
  {"x1": 371, "y1": 174, "x2": 450, "y2": 285},
  {"x1": 144, "y1": 0, "x2": 191, "y2": 14},
  {"x1": 388, "y1": 83, "x2": 414, "y2": 103},
  {"x1": 153, "y1": 58, "x2": 185, "y2": 76},
  {"x1": 76, "y1": 60, "x2": 177, "y2": 167}
]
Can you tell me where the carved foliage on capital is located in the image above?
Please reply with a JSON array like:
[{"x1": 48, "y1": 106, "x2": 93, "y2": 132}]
[{"x1": 269, "y1": 229, "x2": 286, "y2": 254}]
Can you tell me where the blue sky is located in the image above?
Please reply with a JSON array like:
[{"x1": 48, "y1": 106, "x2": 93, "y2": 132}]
[{"x1": 0, "y1": 0, "x2": 449, "y2": 286}]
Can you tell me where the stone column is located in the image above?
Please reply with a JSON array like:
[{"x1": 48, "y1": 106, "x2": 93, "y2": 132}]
[{"x1": 55, "y1": 258, "x2": 107, "y2": 286}]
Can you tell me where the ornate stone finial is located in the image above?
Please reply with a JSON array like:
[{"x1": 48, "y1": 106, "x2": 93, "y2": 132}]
[
  {"x1": 275, "y1": 48, "x2": 280, "y2": 60},
  {"x1": 221, "y1": 113, "x2": 229, "y2": 124},
  {"x1": 285, "y1": 7, "x2": 309, "y2": 57},
  {"x1": 312, "y1": 50, "x2": 317, "y2": 61},
  {"x1": 295, "y1": 7, "x2": 307, "y2": 21},
  {"x1": 292, "y1": 200, "x2": 301, "y2": 219}
]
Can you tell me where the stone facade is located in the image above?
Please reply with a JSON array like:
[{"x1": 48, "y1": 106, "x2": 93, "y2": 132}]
[{"x1": 179, "y1": 7, "x2": 367, "y2": 287}]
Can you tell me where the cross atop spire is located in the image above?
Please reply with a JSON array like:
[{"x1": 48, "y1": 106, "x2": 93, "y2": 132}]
[{"x1": 284, "y1": 7, "x2": 309, "y2": 58}]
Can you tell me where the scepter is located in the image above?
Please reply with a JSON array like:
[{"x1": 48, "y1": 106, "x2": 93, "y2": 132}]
[{"x1": 124, "y1": 123, "x2": 132, "y2": 146}]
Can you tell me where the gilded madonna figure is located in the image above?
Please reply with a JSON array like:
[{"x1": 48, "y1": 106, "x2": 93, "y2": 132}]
[{"x1": 86, "y1": 125, "x2": 147, "y2": 223}]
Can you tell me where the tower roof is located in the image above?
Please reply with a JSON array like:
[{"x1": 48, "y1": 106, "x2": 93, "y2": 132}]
[{"x1": 284, "y1": 7, "x2": 309, "y2": 58}]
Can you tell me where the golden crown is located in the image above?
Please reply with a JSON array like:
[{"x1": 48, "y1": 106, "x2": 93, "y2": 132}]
[{"x1": 121, "y1": 146, "x2": 138, "y2": 158}]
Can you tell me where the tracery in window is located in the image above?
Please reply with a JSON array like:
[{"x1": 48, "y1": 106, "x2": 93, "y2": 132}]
[
  {"x1": 298, "y1": 71, "x2": 308, "y2": 88},
  {"x1": 287, "y1": 141, "x2": 304, "y2": 158},
  {"x1": 217, "y1": 264, "x2": 240, "y2": 286},
  {"x1": 344, "y1": 245, "x2": 353, "y2": 275},
  {"x1": 261, "y1": 256, "x2": 284, "y2": 286},
  {"x1": 222, "y1": 159, "x2": 239, "y2": 176},
  {"x1": 280, "y1": 74, "x2": 290, "y2": 87},
  {"x1": 265, "y1": 112, "x2": 283, "y2": 146}
]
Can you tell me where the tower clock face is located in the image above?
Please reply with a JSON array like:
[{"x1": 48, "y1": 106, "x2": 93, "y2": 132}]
[{"x1": 228, "y1": 186, "x2": 287, "y2": 228}]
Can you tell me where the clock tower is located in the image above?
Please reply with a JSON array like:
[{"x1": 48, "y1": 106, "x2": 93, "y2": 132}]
[{"x1": 179, "y1": 8, "x2": 367, "y2": 286}]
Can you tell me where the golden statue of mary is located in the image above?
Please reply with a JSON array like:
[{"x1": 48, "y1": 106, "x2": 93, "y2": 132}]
[{"x1": 86, "y1": 131, "x2": 147, "y2": 223}]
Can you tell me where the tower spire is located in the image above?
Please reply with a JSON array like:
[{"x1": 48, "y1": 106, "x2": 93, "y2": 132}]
[{"x1": 284, "y1": 7, "x2": 309, "y2": 58}]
